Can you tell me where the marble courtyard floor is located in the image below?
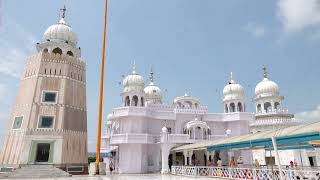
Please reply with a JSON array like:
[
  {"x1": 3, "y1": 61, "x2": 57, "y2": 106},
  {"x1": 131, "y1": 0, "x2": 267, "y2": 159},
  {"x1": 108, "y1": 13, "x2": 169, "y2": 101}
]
[{"x1": 0, "y1": 174, "x2": 223, "y2": 180}]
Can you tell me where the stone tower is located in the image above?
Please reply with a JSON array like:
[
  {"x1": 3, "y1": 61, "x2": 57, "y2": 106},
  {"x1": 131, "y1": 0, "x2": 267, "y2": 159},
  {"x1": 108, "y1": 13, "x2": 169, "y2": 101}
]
[{"x1": 0, "y1": 6, "x2": 88, "y2": 172}]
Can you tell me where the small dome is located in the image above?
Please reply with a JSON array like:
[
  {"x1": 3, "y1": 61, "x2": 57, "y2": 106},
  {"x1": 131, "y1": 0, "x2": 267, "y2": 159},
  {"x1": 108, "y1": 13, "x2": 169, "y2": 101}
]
[
  {"x1": 255, "y1": 78, "x2": 279, "y2": 97},
  {"x1": 107, "y1": 113, "x2": 113, "y2": 120},
  {"x1": 174, "y1": 93, "x2": 200, "y2": 104},
  {"x1": 43, "y1": 18, "x2": 78, "y2": 46},
  {"x1": 186, "y1": 118, "x2": 209, "y2": 129},
  {"x1": 144, "y1": 83, "x2": 162, "y2": 101},
  {"x1": 223, "y1": 73, "x2": 244, "y2": 101},
  {"x1": 122, "y1": 64, "x2": 145, "y2": 93}
]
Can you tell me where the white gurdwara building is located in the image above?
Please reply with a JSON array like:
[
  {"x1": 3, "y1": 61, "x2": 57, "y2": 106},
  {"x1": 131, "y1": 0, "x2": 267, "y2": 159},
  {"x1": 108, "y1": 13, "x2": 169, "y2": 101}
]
[
  {"x1": 101, "y1": 64, "x2": 302, "y2": 174},
  {"x1": 0, "y1": 8, "x2": 88, "y2": 173}
]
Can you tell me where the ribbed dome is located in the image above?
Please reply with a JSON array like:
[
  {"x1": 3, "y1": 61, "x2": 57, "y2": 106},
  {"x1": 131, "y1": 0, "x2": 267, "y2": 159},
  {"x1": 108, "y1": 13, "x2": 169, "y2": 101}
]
[
  {"x1": 255, "y1": 78, "x2": 279, "y2": 96},
  {"x1": 223, "y1": 83, "x2": 245, "y2": 101},
  {"x1": 43, "y1": 18, "x2": 78, "y2": 46},
  {"x1": 144, "y1": 82, "x2": 162, "y2": 101},
  {"x1": 223, "y1": 73, "x2": 245, "y2": 101},
  {"x1": 122, "y1": 66, "x2": 145, "y2": 93}
]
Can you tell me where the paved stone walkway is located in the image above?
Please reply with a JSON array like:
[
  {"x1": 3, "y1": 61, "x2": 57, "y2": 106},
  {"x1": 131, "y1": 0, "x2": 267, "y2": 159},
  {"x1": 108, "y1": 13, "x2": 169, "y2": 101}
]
[{"x1": 0, "y1": 174, "x2": 224, "y2": 180}]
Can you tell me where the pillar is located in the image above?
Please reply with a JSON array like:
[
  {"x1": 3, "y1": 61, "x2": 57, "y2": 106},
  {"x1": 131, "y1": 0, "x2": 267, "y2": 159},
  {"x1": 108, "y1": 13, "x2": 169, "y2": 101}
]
[
  {"x1": 183, "y1": 151, "x2": 188, "y2": 165},
  {"x1": 172, "y1": 152, "x2": 176, "y2": 166},
  {"x1": 161, "y1": 143, "x2": 170, "y2": 174},
  {"x1": 193, "y1": 127, "x2": 195, "y2": 140}
]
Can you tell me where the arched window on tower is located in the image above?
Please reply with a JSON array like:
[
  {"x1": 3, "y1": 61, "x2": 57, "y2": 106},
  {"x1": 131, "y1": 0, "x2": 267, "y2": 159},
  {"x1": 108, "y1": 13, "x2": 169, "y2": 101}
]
[
  {"x1": 225, "y1": 104, "x2": 228, "y2": 113},
  {"x1": 257, "y1": 104, "x2": 262, "y2": 112},
  {"x1": 237, "y1": 102, "x2": 243, "y2": 112},
  {"x1": 185, "y1": 101, "x2": 192, "y2": 108},
  {"x1": 264, "y1": 102, "x2": 272, "y2": 113},
  {"x1": 132, "y1": 95, "x2": 138, "y2": 106},
  {"x1": 274, "y1": 102, "x2": 280, "y2": 110},
  {"x1": 125, "y1": 96, "x2": 130, "y2": 106},
  {"x1": 141, "y1": 97, "x2": 144, "y2": 107},
  {"x1": 43, "y1": 48, "x2": 48, "y2": 54},
  {"x1": 67, "y1": 51, "x2": 74, "y2": 57},
  {"x1": 52, "y1": 47, "x2": 62, "y2": 55},
  {"x1": 230, "y1": 103, "x2": 236, "y2": 112}
]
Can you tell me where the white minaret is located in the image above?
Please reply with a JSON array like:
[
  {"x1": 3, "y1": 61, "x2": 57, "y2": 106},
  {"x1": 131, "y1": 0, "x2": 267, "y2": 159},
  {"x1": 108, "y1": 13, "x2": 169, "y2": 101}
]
[
  {"x1": 0, "y1": 6, "x2": 88, "y2": 172},
  {"x1": 144, "y1": 69, "x2": 162, "y2": 104},
  {"x1": 251, "y1": 65, "x2": 294, "y2": 133},
  {"x1": 222, "y1": 72, "x2": 245, "y2": 113},
  {"x1": 121, "y1": 63, "x2": 145, "y2": 106}
]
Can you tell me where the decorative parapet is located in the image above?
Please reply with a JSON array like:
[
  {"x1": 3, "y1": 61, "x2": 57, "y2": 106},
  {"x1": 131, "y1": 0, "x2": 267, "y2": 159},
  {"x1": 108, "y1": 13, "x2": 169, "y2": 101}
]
[
  {"x1": 255, "y1": 108, "x2": 291, "y2": 116},
  {"x1": 23, "y1": 128, "x2": 87, "y2": 136},
  {"x1": 206, "y1": 112, "x2": 254, "y2": 122},
  {"x1": 41, "y1": 52, "x2": 85, "y2": 66},
  {"x1": 111, "y1": 106, "x2": 176, "y2": 120},
  {"x1": 110, "y1": 133, "x2": 160, "y2": 144},
  {"x1": 171, "y1": 166, "x2": 320, "y2": 179},
  {"x1": 250, "y1": 117, "x2": 299, "y2": 127},
  {"x1": 174, "y1": 107, "x2": 208, "y2": 114}
]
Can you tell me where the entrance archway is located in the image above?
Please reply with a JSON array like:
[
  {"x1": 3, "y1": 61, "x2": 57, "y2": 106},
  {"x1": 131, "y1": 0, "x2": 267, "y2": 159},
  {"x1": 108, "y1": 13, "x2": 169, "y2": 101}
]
[{"x1": 35, "y1": 143, "x2": 50, "y2": 163}]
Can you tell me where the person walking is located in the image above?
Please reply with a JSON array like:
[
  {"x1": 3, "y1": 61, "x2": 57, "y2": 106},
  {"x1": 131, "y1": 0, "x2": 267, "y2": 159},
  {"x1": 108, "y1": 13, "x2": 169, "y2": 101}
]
[{"x1": 109, "y1": 160, "x2": 114, "y2": 174}]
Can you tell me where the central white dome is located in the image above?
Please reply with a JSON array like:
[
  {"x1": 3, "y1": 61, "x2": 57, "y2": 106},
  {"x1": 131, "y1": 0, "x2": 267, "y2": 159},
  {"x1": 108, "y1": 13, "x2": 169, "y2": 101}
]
[
  {"x1": 255, "y1": 78, "x2": 279, "y2": 97},
  {"x1": 43, "y1": 18, "x2": 78, "y2": 46}
]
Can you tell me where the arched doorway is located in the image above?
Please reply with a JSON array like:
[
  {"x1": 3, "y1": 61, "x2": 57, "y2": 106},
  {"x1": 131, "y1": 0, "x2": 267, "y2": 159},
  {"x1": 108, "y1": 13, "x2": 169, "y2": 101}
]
[{"x1": 168, "y1": 154, "x2": 173, "y2": 171}]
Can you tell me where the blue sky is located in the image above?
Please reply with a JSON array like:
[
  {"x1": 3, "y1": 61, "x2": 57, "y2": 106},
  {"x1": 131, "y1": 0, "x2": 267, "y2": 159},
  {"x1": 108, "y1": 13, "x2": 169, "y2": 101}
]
[{"x1": 1, "y1": 0, "x2": 320, "y2": 152}]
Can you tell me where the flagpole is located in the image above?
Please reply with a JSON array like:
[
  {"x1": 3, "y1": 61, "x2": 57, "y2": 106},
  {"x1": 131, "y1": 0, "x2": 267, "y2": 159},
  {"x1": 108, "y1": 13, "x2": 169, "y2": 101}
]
[{"x1": 96, "y1": 0, "x2": 108, "y2": 173}]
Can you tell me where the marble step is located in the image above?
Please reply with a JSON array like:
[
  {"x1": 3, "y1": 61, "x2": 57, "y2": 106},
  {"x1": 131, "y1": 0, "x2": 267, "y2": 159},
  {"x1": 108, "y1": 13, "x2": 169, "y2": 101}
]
[{"x1": 4, "y1": 165, "x2": 71, "y2": 178}]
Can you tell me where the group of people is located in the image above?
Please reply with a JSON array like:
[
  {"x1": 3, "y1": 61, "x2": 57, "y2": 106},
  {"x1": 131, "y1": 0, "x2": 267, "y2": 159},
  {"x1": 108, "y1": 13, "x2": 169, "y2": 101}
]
[
  {"x1": 207, "y1": 158, "x2": 223, "y2": 167},
  {"x1": 229, "y1": 156, "x2": 245, "y2": 168}
]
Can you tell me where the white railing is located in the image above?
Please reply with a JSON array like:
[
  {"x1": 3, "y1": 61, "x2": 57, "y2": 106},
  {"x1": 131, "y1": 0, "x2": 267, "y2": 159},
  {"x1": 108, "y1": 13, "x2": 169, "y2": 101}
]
[
  {"x1": 167, "y1": 134, "x2": 190, "y2": 143},
  {"x1": 256, "y1": 108, "x2": 290, "y2": 115},
  {"x1": 110, "y1": 133, "x2": 160, "y2": 144},
  {"x1": 171, "y1": 166, "x2": 320, "y2": 179},
  {"x1": 112, "y1": 106, "x2": 176, "y2": 120}
]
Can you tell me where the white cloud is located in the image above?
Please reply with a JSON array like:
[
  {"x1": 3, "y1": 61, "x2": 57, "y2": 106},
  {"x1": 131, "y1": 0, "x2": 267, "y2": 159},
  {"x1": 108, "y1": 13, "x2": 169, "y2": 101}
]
[
  {"x1": 243, "y1": 23, "x2": 266, "y2": 38},
  {"x1": 278, "y1": 0, "x2": 320, "y2": 32},
  {"x1": 0, "y1": 84, "x2": 8, "y2": 100},
  {"x1": 295, "y1": 105, "x2": 320, "y2": 123},
  {"x1": 0, "y1": 16, "x2": 36, "y2": 78}
]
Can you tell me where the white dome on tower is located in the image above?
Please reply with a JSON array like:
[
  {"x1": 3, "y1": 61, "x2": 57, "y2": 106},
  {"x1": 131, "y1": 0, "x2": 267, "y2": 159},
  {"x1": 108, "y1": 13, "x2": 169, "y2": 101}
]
[
  {"x1": 43, "y1": 18, "x2": 78, "y2": 47},
  {"x1": 223, "y1": 72, "x2": 245, "y2": 101},
  {"x1": 144, "y1": 70, "x2": 162, "y2": 103},
  {"x1": 123, "y1": 64, "x2": 145, "y2": 93},
  {"x1": 255, "y1": 66, "x2": 279, "y2": 97},
  {"x1": 255, "y1": 78, "x2": 279, "y2": 96}
]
